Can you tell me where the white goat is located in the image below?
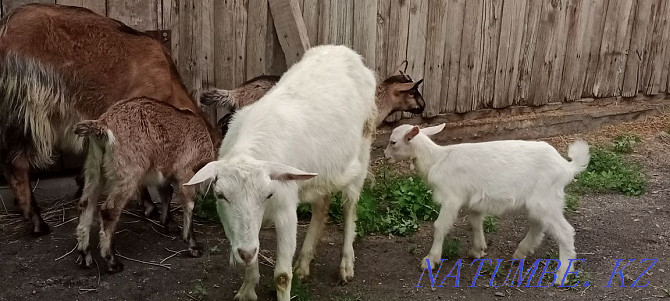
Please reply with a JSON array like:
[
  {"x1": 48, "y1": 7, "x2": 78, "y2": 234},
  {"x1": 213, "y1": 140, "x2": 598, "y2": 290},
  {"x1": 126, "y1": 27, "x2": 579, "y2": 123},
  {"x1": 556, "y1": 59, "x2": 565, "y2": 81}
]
[
  {"x1": 384, "y1": 124, "x2": 590, "y2": 285},
  {"x1": 185, "y1": 45, "x2": 377, "y2": 301}
]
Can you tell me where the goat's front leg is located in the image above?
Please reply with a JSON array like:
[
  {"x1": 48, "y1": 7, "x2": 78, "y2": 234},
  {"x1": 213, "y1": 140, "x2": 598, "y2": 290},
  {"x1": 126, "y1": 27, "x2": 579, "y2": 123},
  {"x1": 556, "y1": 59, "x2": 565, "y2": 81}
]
[
  {"x1": 423, "y1": 199, "x2": 458, "y2": 270},
  {"x1": 274, "y1": 202, "x2": 298, "y2": 301},
  {"x1": 234, "y1": 260, "x2": 260, "y2": 301}
]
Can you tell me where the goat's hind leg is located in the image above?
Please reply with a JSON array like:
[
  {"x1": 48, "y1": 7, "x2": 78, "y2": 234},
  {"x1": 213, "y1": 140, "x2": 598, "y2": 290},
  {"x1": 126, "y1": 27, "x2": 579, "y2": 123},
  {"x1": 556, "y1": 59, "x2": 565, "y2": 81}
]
[
  {"x1": 513, "y1": 218, "x2": 545, "y2": 259},
  {"x1": 539, "y1": 211, "x2": 576, "y2": 285},
  {"x1": 76, "y1": 143, "x2": 106, "y2": 268},
  {"x1": 175, "y1": 180, "x2": 202, "y2": 257},
  {"x1": 295, "y1": 193, "x2": 330, "y2": 281},
  {"x1": 468, "y1": 211, "x2": 487, "y2": 259},
  {"x1": 339, "y1": 181, "x2": 363, "y2": 284},
  {"x1": 3, "y1": 154, "x2": 50, "y2": 235}
]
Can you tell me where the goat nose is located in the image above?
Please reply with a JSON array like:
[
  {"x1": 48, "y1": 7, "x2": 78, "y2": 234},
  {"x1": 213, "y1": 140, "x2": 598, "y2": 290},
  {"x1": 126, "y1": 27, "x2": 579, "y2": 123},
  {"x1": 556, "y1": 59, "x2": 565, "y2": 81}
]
[{"x1": 237, "y1": 248, "x2": 257, "y2": 264}]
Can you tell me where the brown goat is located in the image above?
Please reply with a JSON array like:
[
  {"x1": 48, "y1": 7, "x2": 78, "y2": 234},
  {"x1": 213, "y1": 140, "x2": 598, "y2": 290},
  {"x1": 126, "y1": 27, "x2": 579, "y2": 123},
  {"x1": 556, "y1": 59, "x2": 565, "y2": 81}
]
[
  {"x1": 74, "y1": 97, "x2": 217, "y2": 273},
  {"x1": 0, "y1": 4, "x2": 220, "y2": 235},
  {"x1": 201, "y1": 71, "x2": 425, "y2": 136}
]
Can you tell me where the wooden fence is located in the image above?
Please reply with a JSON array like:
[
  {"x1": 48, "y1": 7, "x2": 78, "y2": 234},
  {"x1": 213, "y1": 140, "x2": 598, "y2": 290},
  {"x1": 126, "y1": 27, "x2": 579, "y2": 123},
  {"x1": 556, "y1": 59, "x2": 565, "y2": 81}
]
[{"x1": 2, "y1": 0, "x2": 670, "y2": 122}]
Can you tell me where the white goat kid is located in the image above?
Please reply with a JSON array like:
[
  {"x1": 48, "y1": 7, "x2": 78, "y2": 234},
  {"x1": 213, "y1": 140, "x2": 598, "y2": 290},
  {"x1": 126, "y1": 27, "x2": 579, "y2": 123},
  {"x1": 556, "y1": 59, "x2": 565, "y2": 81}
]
[
  {"x1": 384, "y1": 124, "x2": 590, "y2": 286},
  {"x1": 185, "y1": 45, "x2": 377, "y2": 301}
]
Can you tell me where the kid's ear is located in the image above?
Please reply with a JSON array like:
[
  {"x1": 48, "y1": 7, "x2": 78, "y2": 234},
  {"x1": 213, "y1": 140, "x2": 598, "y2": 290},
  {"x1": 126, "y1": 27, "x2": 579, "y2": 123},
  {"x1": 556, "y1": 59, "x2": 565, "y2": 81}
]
[
  {"x1": 405, "y1": 126, "x2": 420, "y2": 141},
  {"x1": 420, "y1": 123, "x2": 446, "y2": 136}
]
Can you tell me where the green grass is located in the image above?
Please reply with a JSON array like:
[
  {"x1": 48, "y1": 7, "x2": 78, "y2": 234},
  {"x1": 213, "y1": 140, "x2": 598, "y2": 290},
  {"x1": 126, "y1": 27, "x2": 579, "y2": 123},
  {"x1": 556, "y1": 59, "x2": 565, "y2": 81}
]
[
  {"x1": 564, "y1": 192, "x2": 581, "y2": 213},
  {"x1": 328, "y1": 165, "x2": 438, "y2": 237},
  {"x1": 266, "y1": 277, "x2": 312, "y2": 301},
  {"x1": 441, "y1": 237, "x2": 461, "y2": 259},
  {"x1": 193, "y1": 193, "x2": 219, "y2": 222},
  {"x1": 571, "y1": 147, "x2": 646, "y2": 196},
  {"x1": 483, "y1": 216, "x2": 499, "y2": 233},
  {"x1": 189, "y1": 280, "x2": 208, "y2": 300},
  {"x1": 611, "y1": 133, "x2": 641, "y2": 154}
]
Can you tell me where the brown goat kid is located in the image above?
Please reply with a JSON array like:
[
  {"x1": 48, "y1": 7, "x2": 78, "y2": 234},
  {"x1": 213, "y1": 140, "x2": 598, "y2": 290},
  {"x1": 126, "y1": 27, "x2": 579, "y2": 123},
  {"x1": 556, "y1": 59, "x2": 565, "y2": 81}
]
[
  {"x1": 201, "y1": 71, "x2": 425, "y2": 135},
  {"x1": 74, "y1": 97, "x2": 217, "y2": 273},
  {"x1": 0, "y1": 4, "x2": 220, "y2": 235}
]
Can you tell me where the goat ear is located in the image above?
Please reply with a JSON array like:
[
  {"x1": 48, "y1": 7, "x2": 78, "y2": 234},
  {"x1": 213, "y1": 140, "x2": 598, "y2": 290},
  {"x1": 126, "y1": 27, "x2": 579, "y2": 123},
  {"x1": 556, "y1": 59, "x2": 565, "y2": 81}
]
[
  {"x1": 264, "y1": 161, "x2": 317, "y2": 181},
  {"x1": 420, "y1": 124, "x2": 446, "y2": 136},
  {"x1": 185, "y1": 161, "x2": 221, "y2": 186},
  {"x1": 396, "y1": 82, "x2": 417, "y2": 93},
  {"x1": 412, "y1": 79, "x2": 424, "y2": 90},
  {"x1": 405, "y1": 126, "x2": 420, "y2": 141}
]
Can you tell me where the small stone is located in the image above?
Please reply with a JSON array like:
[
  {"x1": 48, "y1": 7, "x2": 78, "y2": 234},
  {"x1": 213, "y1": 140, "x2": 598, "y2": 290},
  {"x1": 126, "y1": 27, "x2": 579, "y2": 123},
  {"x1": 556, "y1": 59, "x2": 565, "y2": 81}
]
[
  {"x1": 494, "y1": 292, "x2": 504, "y2": 297},
  {"x1": 32, "y1": 291, "x2": 36, "y2": 295}
]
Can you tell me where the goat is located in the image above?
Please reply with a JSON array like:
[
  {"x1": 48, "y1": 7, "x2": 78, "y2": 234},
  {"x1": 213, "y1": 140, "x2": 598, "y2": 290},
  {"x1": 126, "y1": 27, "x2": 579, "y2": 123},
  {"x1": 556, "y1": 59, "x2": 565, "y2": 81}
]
[
  {"x1": 185, "y1": 45, "x2": 377, "y2": 301},
  {"x1": 384, "y1": 124, "x2": 590, "y2": 286},
  {"x1": 74, "y1": 97, "x2": 217, "y2": 273},
  {"x1": 200, "y1": 68, "x2": 424, "y2": 135},
  {"x1": 0, "y1": 4, "x2": 220, "y2": 235}
]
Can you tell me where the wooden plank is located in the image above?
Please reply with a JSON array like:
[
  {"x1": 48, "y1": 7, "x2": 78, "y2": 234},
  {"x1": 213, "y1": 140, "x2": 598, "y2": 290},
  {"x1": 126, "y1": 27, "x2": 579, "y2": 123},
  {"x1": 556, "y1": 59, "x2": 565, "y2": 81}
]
[
  {"x1": 477, "y1": 0, "x2": 503, "y2": 109},
  {"x1": 384, "y1": 0, "x2": 410, "y2": 121},
  {"x1": 385, "y1": 0, "x2": 410, "y2": 76},
  {"x1": 172, "y1": 0, "x2": 207, "y2": 99},
  {"x1": 269, "y1": 0, "x2": 310, "y2": 67},
  {"x1": 622, "y1": 0, "x2": 653, "y2": 97},
  {"x1": 493, "y1": 0, "x2": 526, "y2": 108},
  {"x1": 404, "y1": 0, "x2": 428, "y2": 117},
  {"x1": 265, "y1": 3, "x2": 287, "y2": 75},
  {"x1": 593, "y1": 0, "x2": 635, "y2": 98},
  {"x1": 581, "y1": 0, "x2": 609, "y2": 97},
  {"x1": 560, "y1": 0, "x2": 593, "y2": 102},
  {"x1": 214, "y1": 0, "x2": 235, "y2": 89},
  {"x1": 513, "y1": 0, "x2": 541, "y2": 105},
  {"x1": 527, "y1": 0, "x2": 569, "y2": 106},
  {"x1": 318, "y1": 0, "x2": 334, "y2": 44},
  {"x1": 302, "y1": 0, "x2": 319, "y2": 44},
  {"x1": 56, "y1": 0, "x2": 105, "y2": 15},
  {"x1": 246, "y1": 0, "x2": 269, "y2": 78},
  {"x1": 353, "y1": 0, "x2": 377, "y2": 69},
  {"x1": 3, "y1": 0, "x2": 54, "y2": 15},
  {"x1": 159, "y1": 0, "x2": 174, "y2": 30},
  {"x1": 456, "y1": 0, "x2": 483, "y2": 112},
  {"x1": 233, "y1": 0, "x2": 247, "y2": 85},
  {"x1": 442, "y1": 0, "x2": 466, "y2": 113},
  {"x1": 107, "y1": 0, "x2": 159, "y2": 31},
  {"x1": 658, "y1": 1, "x2": 670, "y2": 94},
  {"x1": 375, "y1": 0, "x2": 391, "y2": 77},
  {"x1": 337, "y1": 0, "x2": 354, "y2": 47},
  {"x1": 643, "y1": 0, "x2": 669, "y2": 95},
  {"x1": 423, "y1": 0, "x2": 448, "y2": 117}
]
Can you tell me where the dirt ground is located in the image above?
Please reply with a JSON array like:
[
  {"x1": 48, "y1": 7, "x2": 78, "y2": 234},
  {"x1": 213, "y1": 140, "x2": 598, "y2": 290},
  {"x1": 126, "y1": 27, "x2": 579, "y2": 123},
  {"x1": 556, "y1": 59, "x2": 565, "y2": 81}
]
[{"x1": 1, "y1": 115, "x2": 669, "y2": 301}]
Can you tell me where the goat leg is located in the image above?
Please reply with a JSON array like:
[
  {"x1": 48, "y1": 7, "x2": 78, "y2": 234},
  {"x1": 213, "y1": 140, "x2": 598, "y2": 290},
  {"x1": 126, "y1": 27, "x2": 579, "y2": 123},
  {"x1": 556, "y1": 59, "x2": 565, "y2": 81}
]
[{"x1": 3, "y1": 154, "x2": 50, "y2": 235}]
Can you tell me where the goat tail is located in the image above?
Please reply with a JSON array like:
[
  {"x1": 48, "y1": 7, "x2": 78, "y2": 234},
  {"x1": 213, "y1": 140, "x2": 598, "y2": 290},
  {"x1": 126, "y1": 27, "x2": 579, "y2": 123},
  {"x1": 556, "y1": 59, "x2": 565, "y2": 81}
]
[
  {"x1": 567, "y1": 140, "x2": 590, "y2": 174},
  {"x1": 74, "y1": 120, "x2": 108, "y2": 139},
  {"x1": 200, "y1": 88, "x2": 235, "y2": 109}
]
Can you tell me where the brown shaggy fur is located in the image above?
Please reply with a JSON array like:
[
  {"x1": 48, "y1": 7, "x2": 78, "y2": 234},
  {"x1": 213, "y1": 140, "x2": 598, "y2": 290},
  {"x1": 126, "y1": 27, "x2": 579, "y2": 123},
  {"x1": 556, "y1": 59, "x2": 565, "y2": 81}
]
[
  {"x1": 74, "y1": 97, "x2": 217, "y2": 273},
  {"x1": 0, "y1": 4, "x2": 220, "y2": 235}
]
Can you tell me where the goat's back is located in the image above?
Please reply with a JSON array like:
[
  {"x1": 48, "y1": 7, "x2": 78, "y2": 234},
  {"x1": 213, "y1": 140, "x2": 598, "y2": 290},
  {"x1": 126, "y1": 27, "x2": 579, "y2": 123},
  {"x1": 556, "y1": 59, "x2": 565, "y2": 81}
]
[
  {"x1": 98, "y1": 97, "x2": 216, "y2": 175},
  {"x1": 221, "y1": 45, "x2": 376, "y2": 177},
  {"x1": 0, "y1": 4, "x2": 197, "y2": 115},
  {"x1": 432, "y1": 140, "x2": 575, "y2": 203}
]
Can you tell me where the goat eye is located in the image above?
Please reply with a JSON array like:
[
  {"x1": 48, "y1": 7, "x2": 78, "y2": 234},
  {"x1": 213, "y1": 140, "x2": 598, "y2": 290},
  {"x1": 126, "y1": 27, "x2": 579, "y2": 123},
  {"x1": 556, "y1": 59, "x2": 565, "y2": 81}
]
[
  {"x1": 391, "y1": 141, "x2": 397, "y2": 145},
  {"x1": 216, "y1": 192, "x2": 228, "y2": 201},
  {"x1": 266, "y1": 193, "x2": 273, "y2": 199}
]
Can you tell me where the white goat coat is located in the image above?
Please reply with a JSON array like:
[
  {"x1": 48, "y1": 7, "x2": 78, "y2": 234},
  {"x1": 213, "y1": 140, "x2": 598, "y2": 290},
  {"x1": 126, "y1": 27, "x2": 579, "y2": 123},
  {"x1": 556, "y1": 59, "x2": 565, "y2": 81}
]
[
  {"x1": 219, "y1": 45, "x2": 377, "y2": 203},
  {"x1": 417, "y1": 139, "x2": 587, "y2": 216}
]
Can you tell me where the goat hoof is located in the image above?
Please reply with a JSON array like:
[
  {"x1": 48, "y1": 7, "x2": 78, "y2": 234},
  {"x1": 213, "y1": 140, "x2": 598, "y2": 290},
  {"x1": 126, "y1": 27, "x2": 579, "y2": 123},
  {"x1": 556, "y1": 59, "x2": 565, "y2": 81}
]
[
  {"x1": 106, "y1": 261, "x2": 124, "y2": 274},
  {"x1": 76, "y1": 253, "x2": 93, "y2": 269},
  {"x1": 31, "y1": 218, "x2": 51, "y2": 236},
  {"x1": 188, "y1": 246, "x2": 203, "y2": 258},
  {"x1": 468, "y1": 249, "x2": 487, "y2": 259}
]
